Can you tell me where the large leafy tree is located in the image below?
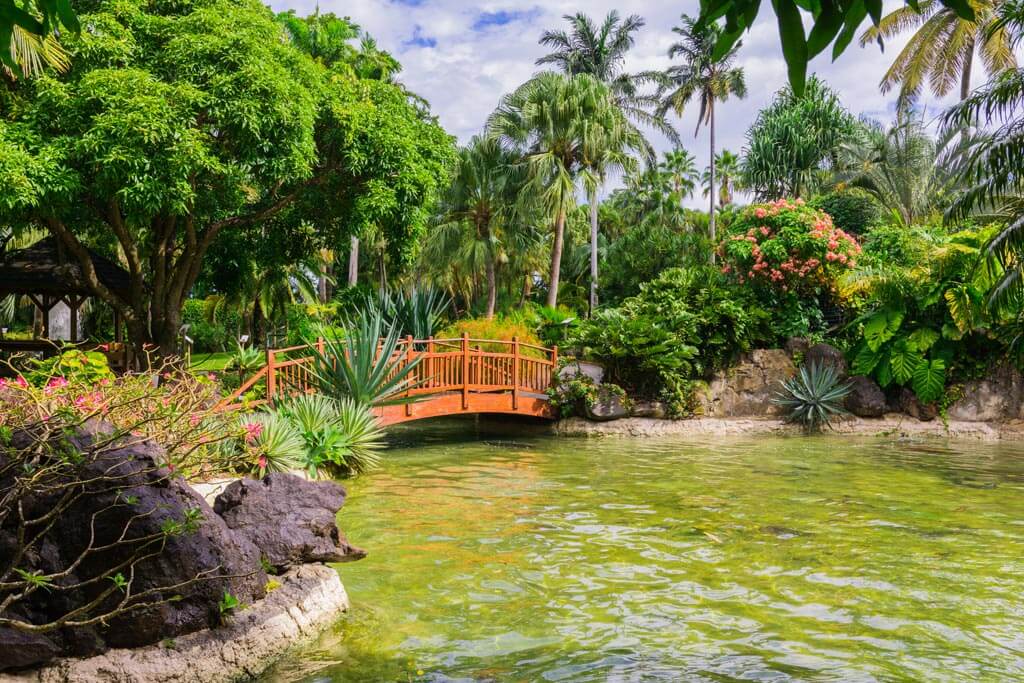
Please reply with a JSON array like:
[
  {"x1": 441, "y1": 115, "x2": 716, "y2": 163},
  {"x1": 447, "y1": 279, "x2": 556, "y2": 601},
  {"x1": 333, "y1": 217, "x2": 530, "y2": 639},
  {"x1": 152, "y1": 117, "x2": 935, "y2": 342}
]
[
  {"x1": 860, "y1": 0, "x2": 1017, "y2": 104},
  {"x1": 0, "y1": 0, "x2": 454, "y2": 359},
  {"x1": 657, "y1": 14, "x2": 746, "y2": 254},
  {"x1": 742, "y1": 76, "x2": 858, "y2": 199},
  {"x1": 487, "y1": 72, "x2": 625, "y2": 309}
]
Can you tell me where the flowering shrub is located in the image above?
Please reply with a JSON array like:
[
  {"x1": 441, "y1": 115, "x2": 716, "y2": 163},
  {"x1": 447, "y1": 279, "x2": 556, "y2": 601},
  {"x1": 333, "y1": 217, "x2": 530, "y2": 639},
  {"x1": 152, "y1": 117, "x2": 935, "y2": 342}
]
[
  {"x1": 719, "y1": 199, "x2": 861, "y2": 294},
  {"x1": 0, "y1": 363, "x2": 253, "y2": 479}
]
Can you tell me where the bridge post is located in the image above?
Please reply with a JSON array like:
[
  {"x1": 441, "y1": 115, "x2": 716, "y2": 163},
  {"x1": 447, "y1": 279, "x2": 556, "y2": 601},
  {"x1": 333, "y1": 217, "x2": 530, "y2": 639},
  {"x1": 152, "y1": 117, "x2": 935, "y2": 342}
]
[
  {"x1": 461, "y1": 332, "x2": 470, "y2": 410},
  {"x1": 405, "y1": 335, "x2": 414, "y2": 417},
  {"x1": 512, "y1": 336, "x2": 520, "y2": 410},
  {"x1": 550, "y1": 345, "x2": 558, "y2": 391},
  {"x1": 266, "y1": 346, "x2": 276, "y2": 403}
]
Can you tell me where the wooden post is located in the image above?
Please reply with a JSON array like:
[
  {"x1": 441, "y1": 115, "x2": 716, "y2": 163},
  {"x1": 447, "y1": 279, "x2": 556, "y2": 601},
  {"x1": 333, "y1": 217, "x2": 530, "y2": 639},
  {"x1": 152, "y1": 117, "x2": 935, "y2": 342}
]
[
  {"x1": 266, "y1": 346, "x2": 276, "y2": 403},
  {"x1": 461, "y1": 332, "x2": 469, "y2": 410},
  {"x1": 427, "y1": 337, "x2": 434, "y2": 391},
  {"x1": 550, "y1": 345, "x2": 558, "y2": 391},
  {"x1": 512, "y1": 336, "x2": 520, "y2": 410},
  {"x1": 405, "y1": 335, "x2": 414, "y2": 417}
]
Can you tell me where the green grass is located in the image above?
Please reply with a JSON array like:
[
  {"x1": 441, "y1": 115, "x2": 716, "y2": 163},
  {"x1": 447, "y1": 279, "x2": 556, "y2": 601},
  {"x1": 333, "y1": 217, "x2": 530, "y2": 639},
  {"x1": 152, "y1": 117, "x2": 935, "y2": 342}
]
[{"x1": 188, "y1": 351, "x2": 233, "y2": 372}]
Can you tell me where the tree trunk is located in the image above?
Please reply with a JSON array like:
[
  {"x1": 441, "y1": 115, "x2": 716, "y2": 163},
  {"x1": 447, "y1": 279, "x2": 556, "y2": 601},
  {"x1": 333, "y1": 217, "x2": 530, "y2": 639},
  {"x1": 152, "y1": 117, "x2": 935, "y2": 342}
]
[
  {"x1": 318, "y1": 260, "x2": 329, "y2": 303},
  {"x1": 960, "y1": 40, "x2": 975, "y2": 100},
  {"x1": 546, "y1": 210, "x2": 566, "y2": 309},
  {"x1": 519, "y1": 273, "x2": 532, "y2": 307},
  {"x1": 347, "y1": 235, "x2": 359, "y2": 287},
  {"x1": 708, "y1": 99, "x2": 717, "y2": 265},
  {"x1": 588, "y1": 187, "x2": 599, "y2": 316},
  {"x1": 484, "y1": 244, "x2": 497, "y2": 319}
]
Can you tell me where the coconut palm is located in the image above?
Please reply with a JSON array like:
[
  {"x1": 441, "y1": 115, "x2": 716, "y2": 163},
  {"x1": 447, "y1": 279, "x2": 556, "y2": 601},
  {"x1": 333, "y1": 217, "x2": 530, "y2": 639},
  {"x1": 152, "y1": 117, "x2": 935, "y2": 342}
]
[
  {"x1": 657, "y1": 14, "x2": 747, "y2": 256},
  {"x1": 701, "y1": 150, "x2": 742, "y2": 206},
  {"x1": 434, "y1": 136, "x2": 521, "y2": 318},
  {"x1": 660, "y1": 149, "x2": 699, "y2": 202},
  {"x1": 859, "y1": 0, "x2": 1017, "y2": 104},
  {"x1": 487, "y1": 72, "x2": 624, "y2": 309}
]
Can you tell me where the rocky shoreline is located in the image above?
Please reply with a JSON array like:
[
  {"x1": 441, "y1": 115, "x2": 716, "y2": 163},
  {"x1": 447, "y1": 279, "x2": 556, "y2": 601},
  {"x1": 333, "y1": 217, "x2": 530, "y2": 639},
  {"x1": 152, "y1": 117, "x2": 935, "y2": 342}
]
[
  {"x1": 1, "y1": 564, "x2": 348, "y2": 683},
  {"x1": 555, "y1": 415, "x2": 1024, "y2": 441}
]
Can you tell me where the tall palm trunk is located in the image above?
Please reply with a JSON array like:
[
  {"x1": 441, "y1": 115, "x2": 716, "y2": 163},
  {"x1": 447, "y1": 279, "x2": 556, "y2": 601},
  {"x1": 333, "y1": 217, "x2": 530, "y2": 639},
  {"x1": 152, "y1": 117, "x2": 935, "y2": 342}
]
[
  {"x1": 347, "y1": 235, "x2": 359, "y2": 287},
  {"x1": 547, "y1": 210, "x2": 566, "y2": 308},
  {"x1": 484, "y1": 239, "x2": 497, "y2": 319},
  {"x1": 588, "y1": 186, "x2": 599, "y2": 315},
  {"x1": 708, "y1": 99, "x2": 717, "y2": 264},
  {"x1": 960, "y1": 40, "x2": 975, "y2": 101}
]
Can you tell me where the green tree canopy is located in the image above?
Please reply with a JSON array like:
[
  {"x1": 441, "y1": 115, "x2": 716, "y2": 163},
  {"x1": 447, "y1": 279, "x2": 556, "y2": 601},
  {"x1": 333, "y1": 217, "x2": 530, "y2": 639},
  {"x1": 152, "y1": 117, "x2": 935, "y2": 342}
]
[{"x1": 0, "y1": 0, "x2": 454, "y2": 357}]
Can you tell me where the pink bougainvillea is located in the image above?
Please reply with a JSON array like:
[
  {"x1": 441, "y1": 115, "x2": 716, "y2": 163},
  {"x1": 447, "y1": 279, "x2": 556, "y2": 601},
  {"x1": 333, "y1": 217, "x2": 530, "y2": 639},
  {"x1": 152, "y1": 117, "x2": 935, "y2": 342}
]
[{"x1": 719, "y1": 199, "x2": 860, "y2": 295}]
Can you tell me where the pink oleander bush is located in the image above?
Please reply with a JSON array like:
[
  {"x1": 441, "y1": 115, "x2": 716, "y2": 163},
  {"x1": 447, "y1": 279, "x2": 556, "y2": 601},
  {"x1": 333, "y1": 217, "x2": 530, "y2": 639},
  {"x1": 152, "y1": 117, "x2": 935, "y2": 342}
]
[{"x1": 719, "y1": 198, "x2": 861, "y2": 295}]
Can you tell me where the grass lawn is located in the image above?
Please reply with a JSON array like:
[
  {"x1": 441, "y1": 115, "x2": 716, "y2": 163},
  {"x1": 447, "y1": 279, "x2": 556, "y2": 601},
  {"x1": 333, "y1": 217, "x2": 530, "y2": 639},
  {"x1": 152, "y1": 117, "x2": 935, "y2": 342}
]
[{"x1": 189, "y1": 351, "x2": 233, "y2": 372}]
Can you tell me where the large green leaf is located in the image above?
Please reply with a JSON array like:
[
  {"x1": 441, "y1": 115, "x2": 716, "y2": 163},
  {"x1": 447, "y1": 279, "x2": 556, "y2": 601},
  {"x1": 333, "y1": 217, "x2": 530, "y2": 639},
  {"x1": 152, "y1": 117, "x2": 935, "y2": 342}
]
[
  {"x1": 888, "y1": 339, "x2": 922, "y2": 384},
  {"x1": 912, "y1": 359, "x2": 946, "y2": 404},
  {"x1": 851, "y1": 343, "x2": 882, "y2": 376},
  {"x1": 863, "y1": 308, "x2": 904, "y2": 352},
  {"x1": 944, "y1": 285, "x2": 975, "y2": 333},
  {"x1": 906, "y1": 327, "x2": 939, "y2": 353}
]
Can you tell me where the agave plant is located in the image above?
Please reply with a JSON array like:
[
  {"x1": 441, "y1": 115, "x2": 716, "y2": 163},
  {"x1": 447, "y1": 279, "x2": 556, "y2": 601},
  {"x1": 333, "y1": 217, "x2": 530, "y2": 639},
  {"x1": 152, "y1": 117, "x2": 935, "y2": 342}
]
[
  {"x1": 275, "y1": 394, "x2": 384, "y2": 477},
  {"x1": 309, "y1": 309, "x2": 423, "y2": 408},
  {"x1": 360, "y1": 288, "x2": 450, "y2": 339},
  {"x1": 238, "y1": 412, "x2": 305, "y2": 475},
  {"x1": 226, "y1": 341, "x2": 265, "y2": 383},
  {"x1": 773, "y1": 362, "x2": 852, "y2": 433}
]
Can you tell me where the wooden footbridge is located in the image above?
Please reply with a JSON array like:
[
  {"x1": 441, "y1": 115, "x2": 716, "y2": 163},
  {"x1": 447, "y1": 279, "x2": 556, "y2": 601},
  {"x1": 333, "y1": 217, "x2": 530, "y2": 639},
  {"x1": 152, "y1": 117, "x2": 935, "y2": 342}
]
[{"x1": 214, "y1": 334, "x2": 558, "y2": 426}]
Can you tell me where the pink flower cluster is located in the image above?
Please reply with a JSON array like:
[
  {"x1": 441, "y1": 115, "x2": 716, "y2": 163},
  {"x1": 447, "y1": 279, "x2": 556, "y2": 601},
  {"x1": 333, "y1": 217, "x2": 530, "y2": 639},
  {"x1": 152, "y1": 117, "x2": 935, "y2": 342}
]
[
  {"x1": 719, "y1": 201, "x2": 861, "y2": 293},
  {"x1": 243, "y1": 421, "x2": 263, "y2": 444}
]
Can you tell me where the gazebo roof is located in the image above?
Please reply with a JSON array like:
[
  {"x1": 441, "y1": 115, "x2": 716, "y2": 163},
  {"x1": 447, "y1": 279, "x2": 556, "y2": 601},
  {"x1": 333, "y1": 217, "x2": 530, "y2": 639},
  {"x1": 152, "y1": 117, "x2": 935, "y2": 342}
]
[{"x1": 0, "y1": 237, "x2": 131, "y2": 299}]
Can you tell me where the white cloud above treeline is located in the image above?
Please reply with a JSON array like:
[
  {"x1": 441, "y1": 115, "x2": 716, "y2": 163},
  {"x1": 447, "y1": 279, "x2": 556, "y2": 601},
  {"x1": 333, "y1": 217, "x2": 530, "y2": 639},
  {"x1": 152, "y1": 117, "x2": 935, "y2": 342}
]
[{"x1": 270, "y1": 0, "x2": 996, "y2": 205}]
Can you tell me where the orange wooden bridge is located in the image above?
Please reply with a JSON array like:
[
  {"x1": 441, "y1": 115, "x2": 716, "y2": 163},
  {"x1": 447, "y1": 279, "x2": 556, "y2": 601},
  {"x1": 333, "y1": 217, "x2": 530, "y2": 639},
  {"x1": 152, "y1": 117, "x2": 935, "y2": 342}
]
[{"x1": 213, "y1": 334, "x2": 558, "y2": 426}]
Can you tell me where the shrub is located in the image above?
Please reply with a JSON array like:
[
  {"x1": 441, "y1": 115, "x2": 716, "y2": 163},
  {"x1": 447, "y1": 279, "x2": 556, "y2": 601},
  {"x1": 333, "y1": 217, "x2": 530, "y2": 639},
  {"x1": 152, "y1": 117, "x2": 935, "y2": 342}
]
[
  {"x1": 438, "y1": 316, "x2": 545, "y2": 356},
  {"x1": 182, "y1": 298, "x2": 241, "y2": 352},
  {"x1": 24, "y1": 349, "x2": 114, "y2": 387},
  {"x1": 274, "y1": 394, "x2": 383, "y2": 477},
  {"x1": 720, "y1": 199, "x2": 861, "y2": 295},
  {"x1": 546, "y1": 373, "x2": 628, "y2": 418},
  {"x1": 570, "y1": 266, "x2": 770, "y2": 400},
  {"x1": 810, "y1": 189, "x2": 880, "y2": 236}
]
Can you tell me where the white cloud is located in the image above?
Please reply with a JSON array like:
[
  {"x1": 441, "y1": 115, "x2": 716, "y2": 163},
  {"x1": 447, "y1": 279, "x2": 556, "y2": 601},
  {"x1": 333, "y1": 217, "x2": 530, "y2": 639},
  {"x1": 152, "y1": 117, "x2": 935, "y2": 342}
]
[{"x1": 270, "y1": 0, "x2": 991, "y2": 206}]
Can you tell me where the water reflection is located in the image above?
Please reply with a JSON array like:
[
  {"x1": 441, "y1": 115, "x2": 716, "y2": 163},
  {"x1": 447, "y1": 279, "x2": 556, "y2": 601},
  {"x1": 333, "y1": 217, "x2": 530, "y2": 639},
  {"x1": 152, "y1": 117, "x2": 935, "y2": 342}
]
[{"x1": 263, "y1": 423, "x2": 1024, "y2": 682}]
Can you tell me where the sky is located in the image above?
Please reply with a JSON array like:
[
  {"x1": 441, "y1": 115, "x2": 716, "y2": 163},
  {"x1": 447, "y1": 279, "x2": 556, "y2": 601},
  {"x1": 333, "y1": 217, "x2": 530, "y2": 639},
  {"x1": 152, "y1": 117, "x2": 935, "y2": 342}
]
[{"x1": 269, "y1": 0, "x2": 987, "y2": 206}]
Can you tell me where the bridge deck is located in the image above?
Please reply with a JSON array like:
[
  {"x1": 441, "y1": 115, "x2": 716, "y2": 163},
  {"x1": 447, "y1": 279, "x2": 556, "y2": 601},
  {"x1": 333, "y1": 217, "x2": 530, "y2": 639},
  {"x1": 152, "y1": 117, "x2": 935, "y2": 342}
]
[{"x1": 213, "y1": 334, "x2": 558, "y2": 424}]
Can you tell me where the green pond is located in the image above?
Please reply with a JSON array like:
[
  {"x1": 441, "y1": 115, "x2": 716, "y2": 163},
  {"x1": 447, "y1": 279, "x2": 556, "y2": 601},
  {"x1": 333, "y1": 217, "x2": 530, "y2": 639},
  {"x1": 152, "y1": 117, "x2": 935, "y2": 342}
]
[{"x1": 264, "y1": 422, "x2": 1024, "y2": 682}]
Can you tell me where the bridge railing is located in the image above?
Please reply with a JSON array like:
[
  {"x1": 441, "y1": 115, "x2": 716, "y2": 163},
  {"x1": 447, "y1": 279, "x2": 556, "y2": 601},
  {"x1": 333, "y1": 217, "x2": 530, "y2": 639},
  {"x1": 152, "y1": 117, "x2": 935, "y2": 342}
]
[{"x1": 213, "y1": 334, "x2": 558, "y2": 415}]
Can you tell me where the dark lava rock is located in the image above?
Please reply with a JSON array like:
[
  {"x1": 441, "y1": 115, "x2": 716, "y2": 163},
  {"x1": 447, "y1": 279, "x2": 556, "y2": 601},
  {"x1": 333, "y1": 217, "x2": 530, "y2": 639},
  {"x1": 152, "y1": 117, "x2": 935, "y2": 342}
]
[
  {"x1": 845, "y1": 376, "x2": 887, "y2": 417},
  {"x1": 0, "y1": 628, "x2": 60, "y2": 671},
  {"x1": 630, "y1": 400, "x2": 667, "y2": 419},
  {"x1": 214, "y1": 474, "x2": 366, "y2": 571},
  {"x1": 584, "y1": 386, "x2": 630, "y2": 422},
  {"x1": 804, "y1": 343, "x2": 848, "y2": 378},
  {"x1": 784, "y1": 337, "x2": 811, "y2": 359},
  {"x1": 898, "y1": 387, "x2": 938, "y2": 421},
  {"x1": 1, "y1": 422, "x2": 267, "y2": 668}
]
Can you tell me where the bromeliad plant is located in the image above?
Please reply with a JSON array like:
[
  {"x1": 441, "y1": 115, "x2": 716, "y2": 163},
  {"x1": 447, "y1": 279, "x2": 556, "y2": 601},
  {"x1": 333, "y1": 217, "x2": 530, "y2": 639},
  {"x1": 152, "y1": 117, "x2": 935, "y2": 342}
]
[{"x1": 774, "y1": 362, "x2": 852, "y2": 432}]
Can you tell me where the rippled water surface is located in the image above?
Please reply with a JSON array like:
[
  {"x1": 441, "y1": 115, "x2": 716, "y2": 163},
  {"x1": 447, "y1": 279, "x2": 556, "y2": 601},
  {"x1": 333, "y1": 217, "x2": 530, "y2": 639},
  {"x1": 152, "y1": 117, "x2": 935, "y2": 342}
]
[{"x1": 264, "y1": 422, "x2": 1024, "y2": 682}]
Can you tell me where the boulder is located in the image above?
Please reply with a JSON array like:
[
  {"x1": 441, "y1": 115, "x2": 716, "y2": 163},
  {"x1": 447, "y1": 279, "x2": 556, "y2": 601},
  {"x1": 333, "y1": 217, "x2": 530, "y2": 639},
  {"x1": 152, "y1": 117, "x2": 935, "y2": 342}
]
[
  {"x1": 699, "y1": 349, "x2": 796, "y2": 417},
  {"x1": 558, "y1": 359, "x2": 605, "y2": 385},
  {"x1": 898, "y1": 387, "x2": 938, "y2": 422},
  {"x1": 1, "y1": 422, "x2": 268, "y2": 668},
  {"x1": 845, "y1": 376, "x2": 887, "y2": 417},
  {"x1": 584, "y1": 386, "x2": 629, "y2": 422},
  {"x1": 804, "y1": 343, "x2": 848, "y2": 378},
  {"x1": 630, "y1": 400, "x2": 668, "y2": 419},
  {"x1": 0, "y1": 629, "x2": 60, "y2": 671},
  {"x1": 214, "y1": 474, "x2": 366, "y2": 571},
  {"x1": 784, "y1": 337, "x2": 810, "y2": 359},
  {"x1": 947, "y1": 364, "x2": 1024, "y2": 422}
]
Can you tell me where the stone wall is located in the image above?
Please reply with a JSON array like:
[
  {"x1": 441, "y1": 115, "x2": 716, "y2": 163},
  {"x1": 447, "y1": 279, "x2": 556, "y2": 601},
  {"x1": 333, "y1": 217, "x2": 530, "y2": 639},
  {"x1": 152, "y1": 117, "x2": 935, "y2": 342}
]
[{"x1": 697, "y1": 349, "x2": 796, "y2": 418}]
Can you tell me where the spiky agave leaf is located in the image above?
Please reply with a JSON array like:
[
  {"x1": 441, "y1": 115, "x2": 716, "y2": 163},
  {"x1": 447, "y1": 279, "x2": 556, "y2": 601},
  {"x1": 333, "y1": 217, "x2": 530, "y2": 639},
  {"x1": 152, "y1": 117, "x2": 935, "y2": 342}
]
[{"x1": 773, "y1": 362, "x2": 852, "y2": 433}]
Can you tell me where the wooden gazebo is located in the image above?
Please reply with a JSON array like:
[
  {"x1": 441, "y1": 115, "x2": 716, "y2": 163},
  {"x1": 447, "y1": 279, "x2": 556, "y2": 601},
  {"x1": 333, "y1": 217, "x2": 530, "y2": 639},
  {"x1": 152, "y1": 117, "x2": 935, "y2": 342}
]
[{"x1": 0, "y1": 237, "x2": 131, "y2": 367}]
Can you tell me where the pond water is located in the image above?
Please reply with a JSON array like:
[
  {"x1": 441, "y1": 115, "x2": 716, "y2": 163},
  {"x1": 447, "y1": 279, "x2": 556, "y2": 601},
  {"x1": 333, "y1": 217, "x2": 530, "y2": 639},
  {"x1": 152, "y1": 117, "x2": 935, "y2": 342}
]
[{"x1": 264, "y1": 421, "x2": 1024, "y2": 682}]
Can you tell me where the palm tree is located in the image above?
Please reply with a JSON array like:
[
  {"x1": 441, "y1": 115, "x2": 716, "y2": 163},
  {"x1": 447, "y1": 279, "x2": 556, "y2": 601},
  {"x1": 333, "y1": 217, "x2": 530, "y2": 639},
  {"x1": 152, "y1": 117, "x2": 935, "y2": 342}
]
[
  {"x1": 536, "y1": 11, "x2": 678, "y2": 144},
  {"x1": 434, "y1": 136, "x2": 521, "y2": 318},
  {"x1": 835, "y1": 110, "x2": 956, "y2": 226},
  {"x1": 2, "y1": 24, "x2": 69, "y2": 81},
  {"x1": 701, "y1": 150, "x2": 742, "y2": 206},
  {"x1": 487, "y1": 72, "x2": 623, "y2": 308},
  {"x1": 657, "y1": 14, "x2": 747, "y2": 257},
  {"x1": 859, "y1": 0, "x2": 1017, "y2": 104},
  {"x1": 660, "y1": 149, "x2": 699, "y2": 202},
  {"x1": 536, "y1": 11, "x2": 670, "y2": 312}
]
